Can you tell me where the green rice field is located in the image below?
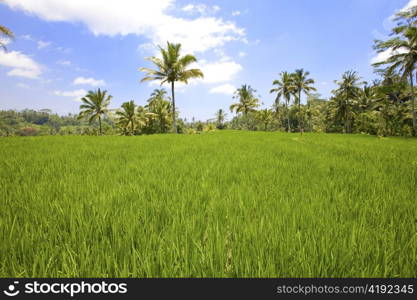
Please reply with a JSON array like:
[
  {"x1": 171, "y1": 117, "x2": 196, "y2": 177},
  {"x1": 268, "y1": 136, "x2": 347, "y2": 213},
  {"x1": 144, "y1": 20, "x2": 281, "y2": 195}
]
[{"x1": 0, "y1": 131, "x2": 416, "y2": 277}]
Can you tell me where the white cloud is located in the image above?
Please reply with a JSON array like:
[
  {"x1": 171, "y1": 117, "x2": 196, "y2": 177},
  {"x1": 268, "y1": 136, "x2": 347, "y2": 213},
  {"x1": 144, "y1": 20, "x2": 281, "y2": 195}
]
[
  {"x1": 37, "y1": 40, "x2": 51, "y2": 49},
  {"x1": 371, "y1": 47, "x2": 408, "y2": 64},
  {"x1": 4, "y1": 0, "x2": 245, "y2": 54},
  {"x1": 232, "y1": 10, "x2": 241, "y2": 16},
  {"x1": 209, "y1": 83, "x2": 236, "y2": 95},
  {"x1": 17, "y1": 82, "x2": 30, "y2": 89},
  {"x1": 73, "y1": 76, "x2": 106, "y2": 87},
  {"x1": 20, "y1": 34, "x2": 33, "y2": 41},
  {"x1": 401, "y1": 0, "x2": 417, "y2": 12},
  {"x1": 182, "y1": 4, "x2": 220, "y2": 15},
  {"x1": 182, "y1": 4, "x2": 205, "y2": 13},
  {"x1": 0, "y1": 50, "x2": 42, "y2": 79},
  {"x1": 146, "y1": 57, "x2": 243, "y2": 90},
  {"x1": 0, "y1": 37, "x2": 11, "y2": 46},
  {"x1": 54, "y1": 89, "x2": 87, "y2": 102},
  {"x1": 238, "y1": 51, "x2": 246, "y2": 58},
  {"x1": 198, "y1": 59, "x2": 243, "y2": 83},
  {"x1": 57, "y1": 60, "x2": 71, "y2": 66}
]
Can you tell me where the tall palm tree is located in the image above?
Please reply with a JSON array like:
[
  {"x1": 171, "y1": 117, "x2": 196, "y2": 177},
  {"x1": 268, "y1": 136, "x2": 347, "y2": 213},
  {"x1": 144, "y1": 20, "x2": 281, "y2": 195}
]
[
  {"x1": 270, "y1": 72, "x2": 293, "y2": 132},
  {"x1": 292, "y1": 69, "x2": 316, "y2": 134},
  {"x1": 230, "y1": 84, "x2": 260, "y2": 115},
  {"x1": 256, "y1": 109, "x2": 273, "y2": 131},
  {"x1": 215, "y1": 109, "x2": 227, "y2": 129},
  {"x1": 139, "y1": 42, "x2": 204, "y2": 133},
  {"x1": 0, "y1": 25, "x2": 14, "y2": 51},
  {"x1": 331, "y1": 71, "x2": 364, "y2": 133},
  {"x1": 78, "y1": 89, "x2": 111, "y2": 135},
  {"x1": 116, "y1": 100, "x2": 144, "y2": 135},
  {"x1": 373, "y1": 19, "x2": 417, "y2": 135},
  {"x1": 215, "y1": 109, "x2": 227, "y2": 124}
]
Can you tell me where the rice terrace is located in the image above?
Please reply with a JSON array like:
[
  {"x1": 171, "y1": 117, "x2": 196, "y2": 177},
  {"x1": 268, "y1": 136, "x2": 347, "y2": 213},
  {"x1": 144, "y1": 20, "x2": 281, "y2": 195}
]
[
  {"x1": 1, "y1": 132, "x2": 416, "y2": 277},
  {"x1": 1, "y1": 0, "x2": 417, "y2": 281}
]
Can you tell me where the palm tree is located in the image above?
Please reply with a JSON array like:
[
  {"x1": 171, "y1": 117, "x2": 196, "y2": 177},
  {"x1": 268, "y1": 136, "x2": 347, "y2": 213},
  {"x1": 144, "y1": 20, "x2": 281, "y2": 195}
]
[
  {"x1": 230, "y1": 84, "x2": 260, "y2": 115},
  {"x1": 331, "y1": 71, "x2": 364, "y2": 133},
  {"x1": 256, "y1": 109, "x2": 273, "y2": 131},
  {"x1": 152, "y1": 99, "x2": 171, "y2": 133},
  {"x1": 0, "y1": 25, "x2": 14, "y2": 51},
  {"x1": 292, "y1": 69, "x2": 316, "y2": 134},
  {"x1": 270, "y1": 72, "x2": 293, "y2": 132},
  {"x1": 215, "y1": 109, "x2": 226, "y2": 123},
  {"x1": 357, "y1": 86, "x2": 376, "y2": 113},
  {"x1": 215, "y1": 109, "x2": 227, "y2": 129},
  {"x1": 78, "y1": 89, "x2": 111, "y2": 135},
  {"x1": 373, "y1": 17, "x2": 417, "y2": 135},
  {"x1": 145, "y1": 89, "x2": 172, "y2": 133},
  {"x1": 147, "y1": 88, "x2": 168, "y2": 109},
  {"x1": 116, "y1": 100, "x2": 142, "y2": 135},
  {"x1": 139, "y1": 42, "x2": 204, "y2": 133}
]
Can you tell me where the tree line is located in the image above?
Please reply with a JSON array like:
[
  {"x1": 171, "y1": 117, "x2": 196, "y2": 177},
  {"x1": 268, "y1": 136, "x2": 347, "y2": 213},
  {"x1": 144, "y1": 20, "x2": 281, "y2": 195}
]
[{"x1": 1, "y1": 6, "x2": 417, "y2": 137}]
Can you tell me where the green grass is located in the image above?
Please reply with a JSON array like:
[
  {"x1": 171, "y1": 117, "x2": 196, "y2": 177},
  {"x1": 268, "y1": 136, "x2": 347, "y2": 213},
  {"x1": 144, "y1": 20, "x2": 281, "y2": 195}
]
[{"x1": 0, "y1": 131, "x2": 416, "y2": 277}]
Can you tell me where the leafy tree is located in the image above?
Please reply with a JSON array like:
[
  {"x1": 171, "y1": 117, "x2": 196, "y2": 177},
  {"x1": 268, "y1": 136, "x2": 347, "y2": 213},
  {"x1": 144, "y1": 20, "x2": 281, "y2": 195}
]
[
  {"x1": 215, "y1": 109, "x2": 227, "y2": 129},
  {"x1": 330, "y1": 71, "x2": 364, "y2": 133},
  {"x1": 146, "y1": 91, "x2": 172, "y2": 133},
  {"x1": 116, "y1": 101, "x2": 142, "y2": 135},
  {"x1": 78, "y1": 89, "x2": 111, "y2": 135},
  {"x1": 256, "y1": 109, "x2": 273, "y2": 131},
  {"x1": 230, "y1": 84, "x2": 260, "y2": 115},
  {"x1": 292, "y1": 69, "x2": 316, "y2": 133},
  {"x1": 0, "y1": 25, "x2": 14, "y2": 51},
  {"x1": 140, "y1": 42, "x2": 204, "y2": 133},
  {"x1": 270, "y1": 72, "x2": 294, "y2": 132},
  {"x1": 373, "y1": 6, "x2": 417, "y2": 135}
]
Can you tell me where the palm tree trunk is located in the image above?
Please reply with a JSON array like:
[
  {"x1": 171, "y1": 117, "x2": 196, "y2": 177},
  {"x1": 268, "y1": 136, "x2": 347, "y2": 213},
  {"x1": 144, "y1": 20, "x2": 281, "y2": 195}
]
[
  {"x1": 411, "y1": 72, "x2": 416, "y2": 136},
  {"x1": 171, "y1": 81, "x2": 177, "y2": 134},
  {"x1": 286, "y1": 98, "x2": 291, "y2": 132},
  {"x1": 298, "y1": 90, "x2": 303, "y2": 135},
  {"x1": 99, "y1": 115, "x2": 102, "y2": 135}
]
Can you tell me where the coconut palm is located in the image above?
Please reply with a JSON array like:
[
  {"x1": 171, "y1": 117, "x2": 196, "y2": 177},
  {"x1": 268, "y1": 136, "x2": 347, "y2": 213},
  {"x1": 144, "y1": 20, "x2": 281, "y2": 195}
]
[
  {"x1": 139, "y1": 42, "x2": 204, "y2": 133},
  {"x1": 256, "y1": 109, "x2": 273, "y2": 131},
  {"x1": 145, "y1": 89, "x2": 172, "y2": 133},
  {"x1": 151, "y1": 98, "x2": 172, "y2": 133},
  {"x1": 146, "y1": 89, "x2": 170, "y2": 111},
  {"x1": 230, "y1": 84, "x2": 260, "y2": 115},
  {"x1": 78, "y1": 89, "x2": 111, "y2": 135},
  {"x1": 292, "y1": 69, "x2": 316, "y2": 133},
  {"x1": 270, "y1": 72, "x2": 294, "y2": 132},
  {"x1": 215, "y1": 109, "x2": 227, "y2": 129},
  {"x1": 215, "y1": 109, "x2": 226, "y2": 124},
  {"x1": 357, "y1": 86, "x2": 377, "y2": 113},
  {"x1": 373, "y1": 19, "x2": 417, "y2": 135},
  {"x1": 331, "y1": 71, "x2": 364, "y2": 133},
  {"x1": 116, "y1": 101, "x2": 143, "y2": 135},
  {"x1": 0, "y1": 25, "x2": 14, "y2": 51}
]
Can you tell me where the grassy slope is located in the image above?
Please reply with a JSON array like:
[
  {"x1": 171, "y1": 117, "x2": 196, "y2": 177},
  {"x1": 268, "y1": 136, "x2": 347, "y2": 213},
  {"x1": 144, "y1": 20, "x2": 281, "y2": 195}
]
[{"x1": 0, "y1": 131, "x2": 416, "y2": 277}]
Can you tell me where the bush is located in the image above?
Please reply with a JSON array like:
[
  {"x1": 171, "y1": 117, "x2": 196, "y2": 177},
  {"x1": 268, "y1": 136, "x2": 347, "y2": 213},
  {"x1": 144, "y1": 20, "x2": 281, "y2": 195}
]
[
  {"x1": 18, "y1": 127, "x2": 38, "y2": 136},
  {"x1": 185, "y1": 128, "x2": 197, "y2": 134},
  {"x1": 203, "y1": 124, "x2": 216, "y2": 132}
]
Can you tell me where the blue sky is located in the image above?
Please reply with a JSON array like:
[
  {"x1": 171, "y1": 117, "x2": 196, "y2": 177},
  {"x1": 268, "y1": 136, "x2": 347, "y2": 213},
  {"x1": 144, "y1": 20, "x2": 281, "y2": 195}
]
[{"x1": 0, "y1": 0, "x2": 414, "y2": 121}]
